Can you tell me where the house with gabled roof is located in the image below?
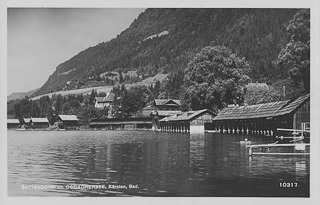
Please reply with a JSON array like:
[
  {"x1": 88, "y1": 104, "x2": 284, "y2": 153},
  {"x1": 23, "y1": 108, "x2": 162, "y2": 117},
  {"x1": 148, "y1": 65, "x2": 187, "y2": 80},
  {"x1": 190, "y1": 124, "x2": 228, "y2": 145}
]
[
  {"x1": 212, "y1": 94, "x2": 310, "y2": 135},
  {"x1": 153, "y1": 99, "x2": 181, "y2": 110},
  {"x1": 142, "y1": 99, "x2": 181, "y2": 118},
  {"x1": 94, "y1": 93, "x2": 115, "y2": 109}
]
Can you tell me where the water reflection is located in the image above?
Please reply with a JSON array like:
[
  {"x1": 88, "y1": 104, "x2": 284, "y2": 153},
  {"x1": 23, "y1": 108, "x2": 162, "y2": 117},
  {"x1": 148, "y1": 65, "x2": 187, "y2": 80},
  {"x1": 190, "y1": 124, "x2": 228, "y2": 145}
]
[{"x1": 7, "y1": 131, "x2": 309, "y2": 197}]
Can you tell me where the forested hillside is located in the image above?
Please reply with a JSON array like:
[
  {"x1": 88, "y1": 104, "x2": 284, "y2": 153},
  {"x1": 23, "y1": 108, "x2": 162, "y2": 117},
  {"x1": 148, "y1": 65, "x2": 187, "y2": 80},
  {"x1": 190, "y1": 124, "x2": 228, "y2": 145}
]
[
  {"x1": 32, "y1": 8, "x2": 300, "y2": 97},
  {"x1": 9, "y1": 9, "x2": 310, "y2": 124}
]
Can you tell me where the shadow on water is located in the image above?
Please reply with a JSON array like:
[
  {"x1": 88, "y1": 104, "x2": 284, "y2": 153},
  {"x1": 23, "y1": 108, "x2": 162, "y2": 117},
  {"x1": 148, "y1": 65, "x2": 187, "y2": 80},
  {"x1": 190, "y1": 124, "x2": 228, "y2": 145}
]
[{"x1": 7, "y1": 131, "x2": 309, "y2": 197}]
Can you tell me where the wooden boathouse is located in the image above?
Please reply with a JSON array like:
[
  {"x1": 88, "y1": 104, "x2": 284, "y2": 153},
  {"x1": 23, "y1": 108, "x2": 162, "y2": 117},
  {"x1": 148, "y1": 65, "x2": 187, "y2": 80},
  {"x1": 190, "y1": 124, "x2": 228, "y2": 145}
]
[
  {"x1": 212, "y1": 94, "x2": 310, "y2": 135},
  {"x1": 7, "y1": 119, "x2": 20, "y2": 129},
  {"x1": 57, "y1": 115, "x2": 80, "y2": 130},
  {"x1": 159, "y1": 109, "x2": 217, "y2": 133},
  {"x1": 90, "y1": 117, "x2": 153, "y2": 130},
  {"x1": 30, "y1": 117, "x2": 49, "y2": 129}
]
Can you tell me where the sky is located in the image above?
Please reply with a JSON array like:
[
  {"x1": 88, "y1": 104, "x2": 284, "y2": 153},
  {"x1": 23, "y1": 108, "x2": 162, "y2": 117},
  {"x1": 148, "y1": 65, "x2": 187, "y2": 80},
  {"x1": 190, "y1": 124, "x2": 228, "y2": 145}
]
[{"x1": 7, "y1": 8, "x2": 146, "y2": 95}]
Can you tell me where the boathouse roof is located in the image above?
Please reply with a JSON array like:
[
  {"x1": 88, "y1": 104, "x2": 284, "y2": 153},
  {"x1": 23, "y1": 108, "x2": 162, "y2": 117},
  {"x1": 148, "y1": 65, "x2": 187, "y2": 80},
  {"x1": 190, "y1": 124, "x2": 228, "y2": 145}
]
[
  {"x1": 24, "y1": 118, "x2": 31, "y2": 123},
  {"x1": 213, "y1": 94, "x2": 310, "y2": 121},
  {"x1": 160, "y1": 109, "x2": 216, "y2": 122},
  {"x1": 30, "y1": 117, "x2": 49, "y2": 123},
  {"x1": 157, "y1": 110, "x2": 182, "y2": 117},
  {"x1": 7, "y1": 119, "x2": 20, "y2": 124},
  {"x1": 58, "y1": 115, "x2": 79, "y2": 121}
]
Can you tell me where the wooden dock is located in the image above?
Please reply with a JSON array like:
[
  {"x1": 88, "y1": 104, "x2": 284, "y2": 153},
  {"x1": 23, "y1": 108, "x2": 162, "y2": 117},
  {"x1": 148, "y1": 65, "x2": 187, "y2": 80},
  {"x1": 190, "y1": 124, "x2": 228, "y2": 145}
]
[{"x1": 247, "y1": 143, "x2": 310, "y2": 156}]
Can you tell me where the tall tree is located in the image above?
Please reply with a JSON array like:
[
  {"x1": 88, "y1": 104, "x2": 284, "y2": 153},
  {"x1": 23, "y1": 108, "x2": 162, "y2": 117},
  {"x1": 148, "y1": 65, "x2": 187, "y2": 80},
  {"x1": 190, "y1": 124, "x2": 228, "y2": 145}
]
[
  {"x1": 277, "y1": 9, "x2": 310, "y2": 92},
  {"x1": 118, "y1": 68, "x2": 124, "y2": 84},
  {"x1": 19, "y1": 97, "x2": 32, "y2": 118},
  {"x1": 183, "y1": 45, "x2": 251, "y2": 111},
  {"x1": 39, "y1": 96, "x2": 52, "y2": 118},
  {"x1": 29, "y1": 101, "x2": 41, "y2": 117},
  {"x1": 52, "y1": 94, "x2": 64, "y2": 113},
  {"x1": 89, "y1": 89, "x2": 97, "y2": 105},
  {"x1": 120, "y1": 85, "x2": 150, "y2": 117}
]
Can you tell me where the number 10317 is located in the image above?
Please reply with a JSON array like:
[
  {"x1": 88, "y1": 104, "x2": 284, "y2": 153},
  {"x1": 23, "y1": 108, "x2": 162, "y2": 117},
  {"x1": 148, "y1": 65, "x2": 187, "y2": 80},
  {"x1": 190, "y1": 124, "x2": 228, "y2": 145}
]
[{"x1": 279, "y1": 182, "x2": 298, "y2": 187}]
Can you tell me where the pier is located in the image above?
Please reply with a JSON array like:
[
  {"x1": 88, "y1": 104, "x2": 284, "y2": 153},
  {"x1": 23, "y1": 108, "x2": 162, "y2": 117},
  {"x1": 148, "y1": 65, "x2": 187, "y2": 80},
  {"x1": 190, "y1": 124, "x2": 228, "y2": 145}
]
[
  {"x1": 159, "y1": 109, "x2": 216, "y2": 133},
  {"x1": 247, "y1": 143, "x2": 310, "y2": 156}
]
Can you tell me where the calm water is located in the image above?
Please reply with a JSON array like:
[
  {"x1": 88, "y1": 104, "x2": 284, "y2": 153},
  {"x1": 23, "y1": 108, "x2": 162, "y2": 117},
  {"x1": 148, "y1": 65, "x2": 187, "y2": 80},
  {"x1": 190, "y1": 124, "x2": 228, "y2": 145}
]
[{"x1": 7, "y1": 130, "x2": 309, "y2": 197}]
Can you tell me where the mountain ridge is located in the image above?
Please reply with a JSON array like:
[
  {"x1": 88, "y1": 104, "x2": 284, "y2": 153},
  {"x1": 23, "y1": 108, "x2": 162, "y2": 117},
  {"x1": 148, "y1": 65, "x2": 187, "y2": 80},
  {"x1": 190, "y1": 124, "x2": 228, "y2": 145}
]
[
  {"x1": 32, "y1": 8, "x2": 300, "y2": 97},
  {"x1": 7, "y1": 88, "x2": 40, "y2": 101}
]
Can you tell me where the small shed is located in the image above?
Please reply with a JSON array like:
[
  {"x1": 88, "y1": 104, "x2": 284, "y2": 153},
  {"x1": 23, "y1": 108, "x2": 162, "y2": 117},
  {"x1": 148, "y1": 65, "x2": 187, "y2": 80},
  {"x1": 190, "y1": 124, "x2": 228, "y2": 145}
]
[
  {"x1": 58, "y1": 115, "x2": 79, "y2": 130},
  {"x1": 159, "y1": 109, "x2": 217, "y2": 133},
  {"x1": 7, "y1": 119, "x2": 20, "y2": 129},
  {"x1": 30, "y1": 117, "x2": 49, "y2": 129}
]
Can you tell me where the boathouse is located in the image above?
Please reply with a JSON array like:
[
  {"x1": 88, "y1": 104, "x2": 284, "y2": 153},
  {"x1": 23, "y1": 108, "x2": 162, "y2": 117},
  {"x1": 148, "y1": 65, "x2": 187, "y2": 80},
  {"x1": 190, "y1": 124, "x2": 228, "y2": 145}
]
[
  {"x1": 90, "y1": 117, "x2": 152, "y2": 130},
  {"x1": 212, "y1": 94, "x2": 310, "y2": 135},
  {"x1": 7, "y1": 119, "x2": 20, "y2": 129},
  {"x1": 159, "y1": 109, "x2": 217, "y2": 133},
  {"x1": 57, "y1": 115, "x2": 79, "y2": 130},
  {"x1": 24, "y1": 118, "x2": 31, "y2": 127},
  {"x1": 30, "y1": 117, "x2": 49, "y2": 129}
]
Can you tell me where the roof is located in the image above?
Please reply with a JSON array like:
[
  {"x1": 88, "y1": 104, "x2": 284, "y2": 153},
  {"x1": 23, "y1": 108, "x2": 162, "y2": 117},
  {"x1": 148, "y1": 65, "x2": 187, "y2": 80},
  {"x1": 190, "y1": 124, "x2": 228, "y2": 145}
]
[
  {"x1": 246, "y1": 82, "x2": 269, "y2": 89},
  {"x1": 95, "y1": 97, "x2": 105, "y2": 103},
  {"x1": 95, "y1": 93, "x2": 115, "y2": 103},
  {"x1": 154, "y1": 99, "x2": 181, "y2": 106},
  {"x1": 91, "y1": 121, "x2": 152, "y2": 125},
  {"x1": 213, "y1": 94, "x2": 310, "y2": 121},
  {"x1": 7, "y1": 119, "x2": 20, "y2": 124},
  {"x1": 160, "y1": 109, "x2": 216, "y2": 122},
  {"x1": 24, "y1": 118, "x2": 31, "y2": 123},
  {"x1": 31, "y1": 117, "x2": 49, "y2": 123},
  {"x1": 58, "y1": 115, "x2": 79, "y2": 121},
  {"x1": 105, "y1": 93, "x2": 115, "y2": 102},
  {"x1": 157, "y1": 110, "x2": 182, "y2": 117}
]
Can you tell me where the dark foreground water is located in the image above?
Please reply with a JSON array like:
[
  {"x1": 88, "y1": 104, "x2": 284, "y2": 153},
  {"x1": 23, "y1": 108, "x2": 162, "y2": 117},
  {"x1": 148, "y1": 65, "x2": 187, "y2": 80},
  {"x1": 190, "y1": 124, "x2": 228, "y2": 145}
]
[{"x1": 7, "y1": 130, "x2": 309, "y2": 197}]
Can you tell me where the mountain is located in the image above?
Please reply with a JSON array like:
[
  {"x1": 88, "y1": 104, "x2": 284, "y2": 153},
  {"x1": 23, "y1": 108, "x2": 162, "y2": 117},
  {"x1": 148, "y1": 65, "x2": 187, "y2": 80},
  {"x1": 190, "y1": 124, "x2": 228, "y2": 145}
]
[
  {"x1": 32, "y1": 8, "x2": 300, "y2": 97},
  {"x1": 7, "y1": 88, "x2": 40, "y2": 101}
]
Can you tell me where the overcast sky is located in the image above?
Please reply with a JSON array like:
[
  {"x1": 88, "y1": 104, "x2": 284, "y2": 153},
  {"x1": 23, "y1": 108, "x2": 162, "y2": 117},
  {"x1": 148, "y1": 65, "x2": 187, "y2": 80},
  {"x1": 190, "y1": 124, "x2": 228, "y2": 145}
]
[{"x1": 7, "y1": 8, "x2": 146, "y2": 95}]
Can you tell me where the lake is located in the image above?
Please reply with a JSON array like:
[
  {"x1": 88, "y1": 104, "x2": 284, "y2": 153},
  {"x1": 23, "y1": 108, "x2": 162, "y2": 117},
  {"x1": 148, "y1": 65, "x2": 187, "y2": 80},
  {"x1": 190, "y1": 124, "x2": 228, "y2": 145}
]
[{"x1": 7, "y1": 130, "x2": 309, "y2": 197}]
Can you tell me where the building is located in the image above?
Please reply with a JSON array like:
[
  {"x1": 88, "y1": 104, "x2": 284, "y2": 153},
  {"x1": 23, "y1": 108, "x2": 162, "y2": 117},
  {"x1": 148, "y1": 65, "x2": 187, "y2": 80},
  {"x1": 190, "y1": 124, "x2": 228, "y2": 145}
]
[
  {"x1": 94, "y1": 93, "x2": 115, "y2": 109},
  {"x1": 90, "y1": 117, "x2": 152, "y2": 130},
  {"x1": 30, "y1": 117, "x2": 49, "y2": 129},
  {"x1": 142, "y1": 99, "x2": 181, "y2": 118},
  {"x1": 159, "y1": 109, "x2": 217, "y2": 133},
  {"x1": 212, "y1": 94, "x2": 310, "y2": 135},
  {"x1": 7, "y1": 119, "x2": 20, "y2": 129},
  {"x1": 24, "y1": 118, "x2": 31, "y2": 127},
  {"x1": 149, "y1": 99, "x2": 181, "y2": 110},
  {"x1": 57, "y1": 115, "x2": 79, "y2": 130}
]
